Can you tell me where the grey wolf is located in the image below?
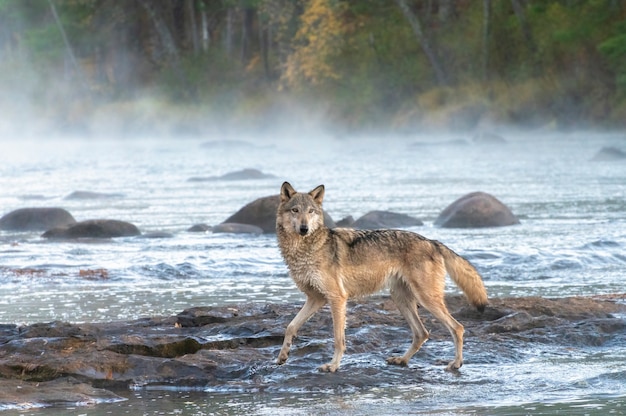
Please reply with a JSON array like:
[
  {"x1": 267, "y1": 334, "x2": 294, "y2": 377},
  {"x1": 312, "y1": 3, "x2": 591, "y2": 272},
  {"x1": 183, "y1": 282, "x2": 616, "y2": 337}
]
[{"x1": 275, "y1": 182, "x2": 488, "y2": 372}]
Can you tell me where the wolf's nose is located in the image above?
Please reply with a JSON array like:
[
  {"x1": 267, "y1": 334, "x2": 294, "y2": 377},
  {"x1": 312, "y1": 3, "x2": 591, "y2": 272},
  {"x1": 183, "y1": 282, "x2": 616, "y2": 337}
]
[{"x1": 299, "y1": 225, "x2": 309, "y2": 235}]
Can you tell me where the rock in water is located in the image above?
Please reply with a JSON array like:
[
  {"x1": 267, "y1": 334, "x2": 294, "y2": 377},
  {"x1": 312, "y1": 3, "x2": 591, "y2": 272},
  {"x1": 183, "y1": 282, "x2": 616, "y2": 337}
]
[
  {"x1": 223, "y1": 195, "x2": 335, "y2": 233},
  {"x1": 435, "y1": 192, "x2": 519, "y2": 228},
  {"x1": 0, "y1": 207, "x2": 76, "y2": 231},
  {"x1": 42, "y1": 219, "x2": 141, "y2": 239},
  {"x1": 352, "y1": 210, "x2": 423, "y2": 230},
  {"x1": 591, "y1": 147, "x2": 626, "y2": 161}
]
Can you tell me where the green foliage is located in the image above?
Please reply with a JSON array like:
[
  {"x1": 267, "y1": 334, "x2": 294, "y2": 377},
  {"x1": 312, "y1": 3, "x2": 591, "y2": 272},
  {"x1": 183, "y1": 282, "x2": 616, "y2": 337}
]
[
  {"x1": 2, "y1": 0, "x2": 626, "y2": 130},
  {"x1": 598, "y1": 25, "x2": 626, "y2": 92}
]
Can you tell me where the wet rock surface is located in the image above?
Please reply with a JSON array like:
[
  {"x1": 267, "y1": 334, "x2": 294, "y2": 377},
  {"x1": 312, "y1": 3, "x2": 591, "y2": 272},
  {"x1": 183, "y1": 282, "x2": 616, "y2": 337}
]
[
  {"x1": 0, "y1": 377, "x2": 125, "y2": 408},
  {"x1": 0, "y1": 294, "x2": 623, "y2": 409}
]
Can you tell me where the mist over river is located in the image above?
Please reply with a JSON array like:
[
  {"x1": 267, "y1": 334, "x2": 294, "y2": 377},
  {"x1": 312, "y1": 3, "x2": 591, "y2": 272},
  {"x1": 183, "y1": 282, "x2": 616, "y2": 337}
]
[{"x1": 0, "y1": 131, "x2": 625, "y2": 415}]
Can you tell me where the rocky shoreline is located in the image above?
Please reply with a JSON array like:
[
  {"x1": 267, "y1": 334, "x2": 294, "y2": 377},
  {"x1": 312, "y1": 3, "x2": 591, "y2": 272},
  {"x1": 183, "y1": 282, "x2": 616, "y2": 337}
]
[{"x1": 0, "y1": 294, "x2": 624, "y2": 410}]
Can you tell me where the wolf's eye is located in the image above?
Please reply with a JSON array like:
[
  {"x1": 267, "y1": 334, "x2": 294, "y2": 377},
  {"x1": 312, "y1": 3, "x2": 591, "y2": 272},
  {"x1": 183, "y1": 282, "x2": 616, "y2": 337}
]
[
  {"x1": 309, "y1": 208, "x2": 315, "y2": 214},
  {"x1": 291, "y1": 207, "x2": 299, "y2": 213}
]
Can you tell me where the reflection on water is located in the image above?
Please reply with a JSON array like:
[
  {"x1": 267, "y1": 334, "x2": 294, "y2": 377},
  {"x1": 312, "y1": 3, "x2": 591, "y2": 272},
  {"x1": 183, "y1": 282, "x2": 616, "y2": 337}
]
[{"x1": 0, "y1": 131, "x2": 625, "y2": 413}]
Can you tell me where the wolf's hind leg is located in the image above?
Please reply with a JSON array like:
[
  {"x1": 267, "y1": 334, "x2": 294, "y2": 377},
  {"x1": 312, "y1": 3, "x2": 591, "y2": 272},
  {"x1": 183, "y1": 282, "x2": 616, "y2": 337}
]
[
  {"x1": 417, "y1": 294, "x2": 464, "y2": 371},
  {"x1": 386, "y1": 279, "x2": 429, "y2": 366},
  {"x1": 277, "y1": 294, "x2": 326, "y2": 365}
]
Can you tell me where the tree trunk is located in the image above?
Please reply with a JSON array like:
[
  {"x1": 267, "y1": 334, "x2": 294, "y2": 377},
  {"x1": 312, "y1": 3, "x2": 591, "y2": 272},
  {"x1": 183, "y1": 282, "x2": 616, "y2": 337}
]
[
  {"x1": 510, "y1": 0, "x2": 538, "y2": 75},
  {"x1": 510, "y1": 0, "x2": 536, "y2": 54},
  {"x1": 395, "y1": 0, "x2": 449, "y2": 86},
  {"x1": 482, "y1": 0, "x2": 491, "y2": 81},
  {"x1": 438, "y1": 0, "x2": 455, "y2": 23},
  {"x1": 137, "y1": 0, "x2": 179, "y2": 61},
  {"x1": 186, "y1": 0, "x2": 199, "y2": 54},
  {"x1": 201, "y1": 10, "x2": 209, "y2": 52},
  {"x1": 47, "y1": 0, "x2": 89, "y2": 92},
  {"x1": 224, "y1": 7, "x2": 233, "y2": 57},
  {"x1": 137, "y1": 0, "x2": 192, "y2": 98},
  {"x1": 241, "y1": 8, "x2": 255, "y2": 63},
  {"x1": 259, "y1": 15, "x2": 271, "y2": 80}
]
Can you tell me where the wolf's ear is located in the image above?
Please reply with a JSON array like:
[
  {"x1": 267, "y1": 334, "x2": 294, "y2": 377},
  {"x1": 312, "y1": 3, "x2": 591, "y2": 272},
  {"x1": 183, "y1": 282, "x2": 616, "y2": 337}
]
[
  {"x1": 280, "y1": 182, "x2": 297, "y2": 202},
  {"x1": 308, "y1": 185, "x2": 325, "y2": 205}
]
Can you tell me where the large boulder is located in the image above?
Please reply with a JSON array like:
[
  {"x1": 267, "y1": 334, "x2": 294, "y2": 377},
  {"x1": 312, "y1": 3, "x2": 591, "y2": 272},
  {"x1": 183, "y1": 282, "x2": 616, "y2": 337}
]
[
  {"x1": 222, "y1": 195, "x2": 335, "y2": 233},
  {"x1": 352, "y1": 210, "x2": 423, "y2": 230},
  {"x1": 42, "y1": 219, "x2": 141, "y2": 239},
  {"x1": 434, "y1": 192, "x2": 520, "y2": 228},
  {"x1": 0, "y1": 207, "x2": 76, "y2": 231}
]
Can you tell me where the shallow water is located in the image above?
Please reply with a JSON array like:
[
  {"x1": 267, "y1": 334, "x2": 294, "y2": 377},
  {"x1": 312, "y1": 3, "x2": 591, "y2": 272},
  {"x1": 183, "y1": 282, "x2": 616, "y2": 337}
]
[{"x1": 1, "y1": 131, "x2": 625, "y2": 414}]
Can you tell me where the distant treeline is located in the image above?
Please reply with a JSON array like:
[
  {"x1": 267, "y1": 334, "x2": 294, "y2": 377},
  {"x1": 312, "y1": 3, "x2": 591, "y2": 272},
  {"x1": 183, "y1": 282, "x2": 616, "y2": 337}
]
[{"x1": 1, "y1": 0, "x2": 625, "y2": 133}]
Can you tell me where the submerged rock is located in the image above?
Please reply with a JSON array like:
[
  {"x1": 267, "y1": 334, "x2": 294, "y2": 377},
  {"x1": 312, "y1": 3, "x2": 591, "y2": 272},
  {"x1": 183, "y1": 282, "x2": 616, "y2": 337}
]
[
  {"x1": 187, "y1": 223, "x2": 212, "y2": 232},
  {"x1": 410, "y1": 139, "x2": 468, "y2": 147},
  {"x1": 472, "y1": 132, "x2": 506, "y2": 144},
  {"x1": 64, "y1": 191, "x2": 125, "y2": 200},
  {"x1": 188, "y1": 168, "x2": 275, "y2": 182},
  {"x1": 212, "y1": 223, "x2": 264, "y2": 234},
  {"x1": 137, "y1": 231, "x2": 174, "y2": 239},
  {"x1": 42, "y1": 219, "x2": 141, "y2": 239},
  {"x1": 0, "y1": 207, "x2": 76, "y2": 231},
  {"x1": 223, "y1": 195, "x2": 335, "y2": 233},
  {"x1": 434, "y1": 192, "x2": 520, "y2": 228},
  {"x1": 591, "y1": 146, "x2": 626, "y2": 161},
  {"x1": 200, "y1": 140, "x2": 255, "y2": 149}
]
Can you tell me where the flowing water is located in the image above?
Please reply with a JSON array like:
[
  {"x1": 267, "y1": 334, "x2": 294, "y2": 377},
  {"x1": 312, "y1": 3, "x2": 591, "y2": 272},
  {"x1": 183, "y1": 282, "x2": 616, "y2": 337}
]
[{"x1": 0, "y1": 131, "x2": 625, "y2": 414}]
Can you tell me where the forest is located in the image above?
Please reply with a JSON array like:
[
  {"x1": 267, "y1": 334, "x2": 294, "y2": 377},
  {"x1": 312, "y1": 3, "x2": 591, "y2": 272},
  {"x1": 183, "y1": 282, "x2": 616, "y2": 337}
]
[{"x1": 1, "y1": 0, "x2": 625, "y2": 136}]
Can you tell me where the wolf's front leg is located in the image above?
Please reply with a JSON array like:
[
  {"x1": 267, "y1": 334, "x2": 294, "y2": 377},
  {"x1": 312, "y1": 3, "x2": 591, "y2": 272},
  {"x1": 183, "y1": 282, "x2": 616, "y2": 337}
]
[
  {"x1": 318, "y1": 297, "x2": 347, "y2": 372},
  {"x1": 277, "y1": 295, "x2": 326, "y2": 365}
]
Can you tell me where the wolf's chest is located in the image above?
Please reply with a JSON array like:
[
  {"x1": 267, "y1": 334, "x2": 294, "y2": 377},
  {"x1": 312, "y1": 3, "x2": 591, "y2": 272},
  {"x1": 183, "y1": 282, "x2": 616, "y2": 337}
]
[{"x1": 284, "y1": 256, "x2": 326, "y2": 291}]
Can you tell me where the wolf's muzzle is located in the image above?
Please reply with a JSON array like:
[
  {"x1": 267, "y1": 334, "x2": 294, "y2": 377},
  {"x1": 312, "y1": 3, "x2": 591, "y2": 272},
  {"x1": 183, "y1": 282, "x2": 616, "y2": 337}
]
[{"x1": 299, "y1": 225, "x2": 309, "y2": 235}]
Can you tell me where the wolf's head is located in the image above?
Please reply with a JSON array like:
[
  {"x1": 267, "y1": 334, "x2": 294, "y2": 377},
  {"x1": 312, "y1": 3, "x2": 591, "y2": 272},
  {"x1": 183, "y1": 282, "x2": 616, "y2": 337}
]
[{"x1": 276, "y1": 182, "x2": 325, "y2": 237}]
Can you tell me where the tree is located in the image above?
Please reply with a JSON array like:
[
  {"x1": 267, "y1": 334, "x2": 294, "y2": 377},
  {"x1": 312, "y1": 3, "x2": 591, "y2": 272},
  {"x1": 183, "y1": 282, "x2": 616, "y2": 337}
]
[
  {"x1": 282, "y1": 0, "x2": 348, "y2": 88},
  {"x1": 394, "y1": 0, "x2": 449, "y2": 86}
]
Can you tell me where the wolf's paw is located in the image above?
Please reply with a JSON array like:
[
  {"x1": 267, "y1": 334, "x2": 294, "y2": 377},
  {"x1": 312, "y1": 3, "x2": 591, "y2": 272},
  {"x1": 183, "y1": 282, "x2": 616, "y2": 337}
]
[
  {"x1": 276, "y1": 352, "x2": 289, "y2": 365},
  {"x1": 445, "y1": 360, "x2": 462, "y2": 372},
  {"x1": 318, "y1": 363, "x2": 339, "y2": 373},
  {"x1": 386, "y1": 356, "x2": 408, "y2": 366}
]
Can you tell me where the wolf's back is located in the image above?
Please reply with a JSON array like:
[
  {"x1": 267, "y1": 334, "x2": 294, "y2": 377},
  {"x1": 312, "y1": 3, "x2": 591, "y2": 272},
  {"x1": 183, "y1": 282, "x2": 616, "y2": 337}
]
[{"x1": 440, "y1": 244, "x2": 488, "y2": 311}]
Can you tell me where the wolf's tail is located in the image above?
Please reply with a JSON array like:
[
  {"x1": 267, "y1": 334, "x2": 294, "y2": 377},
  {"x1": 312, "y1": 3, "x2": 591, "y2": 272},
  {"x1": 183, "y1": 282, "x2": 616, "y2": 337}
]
[{"x1": 439, "y1": 243, "x2": 488, "y2": 312}]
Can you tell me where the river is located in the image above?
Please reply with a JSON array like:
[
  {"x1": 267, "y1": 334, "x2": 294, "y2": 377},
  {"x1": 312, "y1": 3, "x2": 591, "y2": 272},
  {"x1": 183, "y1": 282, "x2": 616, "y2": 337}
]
[{"x1": 0, "y1": 131, "x2": 625, "y2": 414}]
